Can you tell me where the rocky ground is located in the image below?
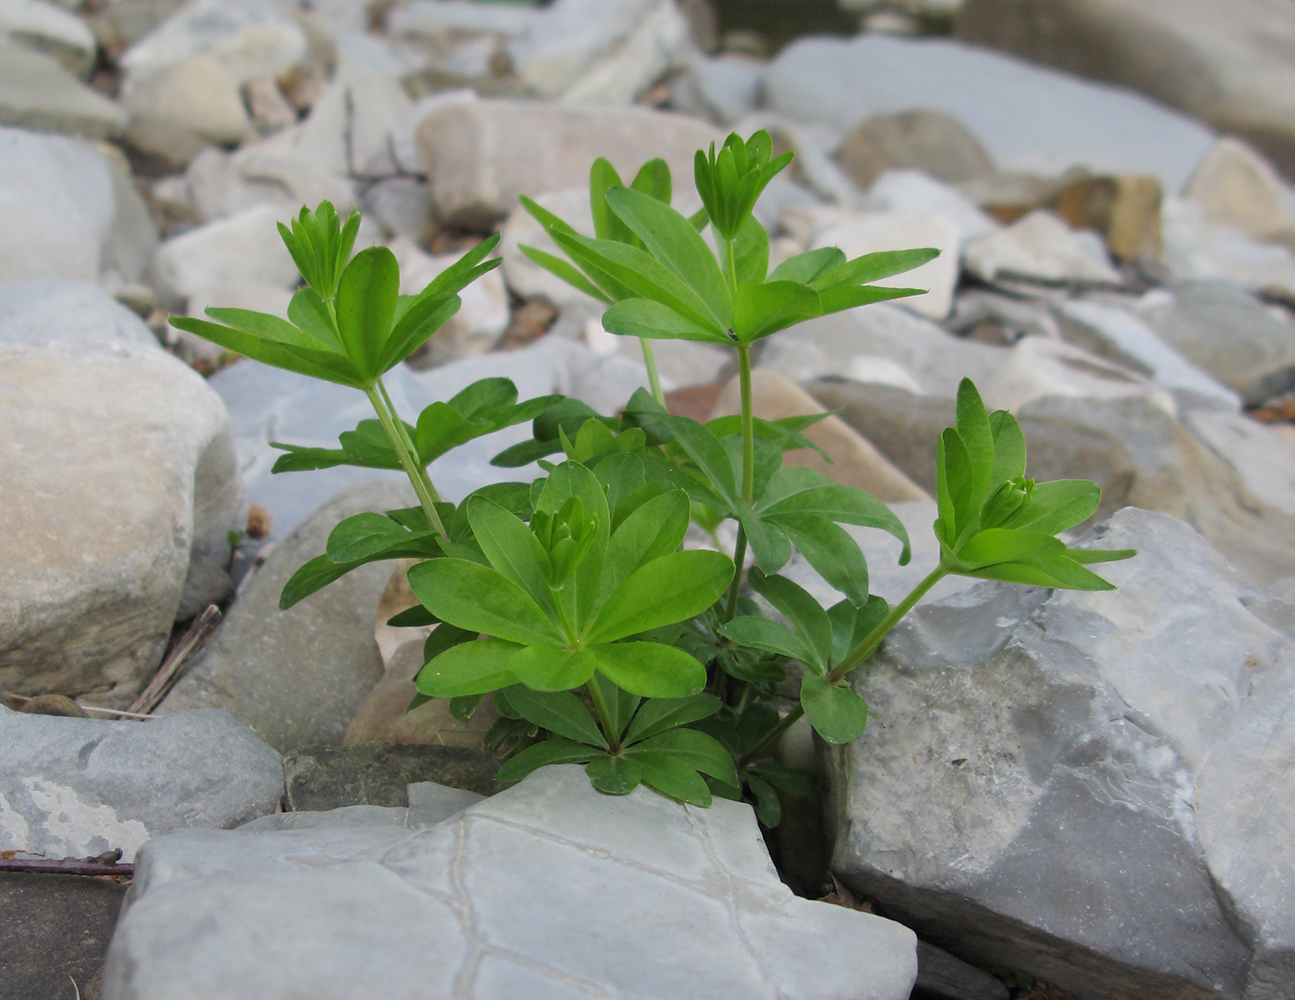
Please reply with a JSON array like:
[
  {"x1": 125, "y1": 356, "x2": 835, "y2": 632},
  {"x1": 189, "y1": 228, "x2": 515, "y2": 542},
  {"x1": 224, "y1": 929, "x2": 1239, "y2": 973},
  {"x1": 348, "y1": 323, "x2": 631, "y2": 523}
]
[{"x1": 1, "y1": 1, "x2": 1294, "y2": 999}]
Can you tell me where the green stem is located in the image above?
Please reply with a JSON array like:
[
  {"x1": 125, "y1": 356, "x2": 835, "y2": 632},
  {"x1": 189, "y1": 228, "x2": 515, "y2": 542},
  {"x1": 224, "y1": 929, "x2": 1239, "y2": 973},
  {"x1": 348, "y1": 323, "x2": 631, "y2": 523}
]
[
  {"x1": 737, "y1": 343, "x2": 754, "y2": 504},
  {"x1": 738, "y1": 564, "x2": 949, "y2": 767},
  {"x1": 639, "y1": 338, "x2": 666, "y2": 408},
  {"x1": 378, "y1": 377, "x2": 442, "y2": 507},
  {"x1": 585, "y1": 680, "x2": 621, "y2": 754},
  {"x1": 724, "y1": 238, "x2": 738, "y2": 299},
  {"x1": 723, "y1": 525, "x2": 748, "y2": 622},
  {"x1": 365, "y1": 384, "x2": 447, "y2": 539}
]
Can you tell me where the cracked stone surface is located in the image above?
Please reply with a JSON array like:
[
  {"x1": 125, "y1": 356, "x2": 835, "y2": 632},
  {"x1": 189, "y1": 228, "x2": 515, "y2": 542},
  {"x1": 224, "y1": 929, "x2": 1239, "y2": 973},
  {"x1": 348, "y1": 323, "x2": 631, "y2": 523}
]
[
  {"x1": 826, "y1": 508, "x2": 1295, "y2": 1000},
  {"x1": 103, "y1": 766, "x2": 918, "y2": 1000},
  {"x1": 0, "y1": 708, "x2": 283, "y2": 863}
]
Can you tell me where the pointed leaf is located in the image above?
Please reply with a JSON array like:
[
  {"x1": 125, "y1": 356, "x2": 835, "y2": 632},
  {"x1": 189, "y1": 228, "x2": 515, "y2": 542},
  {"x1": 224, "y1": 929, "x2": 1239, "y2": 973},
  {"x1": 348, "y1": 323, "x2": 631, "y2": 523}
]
[
  {"x1": 601, "y1": 298, "x2": 729, "y2": 344},
  {"x1": 769, "y1": 246, "x2": 846, "y2": 284},
  {"x1": 623, "y1": 693, "x2": 722, "y2": 746},
  {"x1": 732, "y1": 280, "x2": 822, "y2": 342},
  {"x1": 773, "y1": 513, "x2": 871, "y2": 607},
  {"x1": 508, "y1": 646, "x2": 598, "y2": 692},
  {"x1": 519, "y1": 245, "x2": 611, "y2": 302},
  {"x1": 407, "y1": 558, "x2": 563, "y2": 646},
  {"x1": 415, "y1": 638, "x2": 522, "y2": 697},
  {"x1": 988, "y1": 409, "x2": 1026, "y2": 484},
  {"x1": 811, "y1": 247, "x2": 940, "y2": 289},
  {"x1": 504, "y1": 686, "x2": 607, "y2": 747},
  {"x1": 719, "y1": 616, "x2": 811, "y2": 665},
  {"x1": 586, "y1": 550, "x2": 734, "y2": 644},
  {"x1": 627, "y1": 728, "x2": 739, "y2": 787},
  {"x1": 747, "y1": 569, "x2": 832, "y2": 670},
  {"x1": 591, "y1": 642, "x2": 707, "y2": 699},
  {"x1": 495, "y1": 739, "x2": 599, "y2": 782},
  {"x1": 335, "y1": 246, "x2": 399, "y2": 380},
  {"x1": 1001, "y1": 480, "x2": 1102, "y2": 535}
]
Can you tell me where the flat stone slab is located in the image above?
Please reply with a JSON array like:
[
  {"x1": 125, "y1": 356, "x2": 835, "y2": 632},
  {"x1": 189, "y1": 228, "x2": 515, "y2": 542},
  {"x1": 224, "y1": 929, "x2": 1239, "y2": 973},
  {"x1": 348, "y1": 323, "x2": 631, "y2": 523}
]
[
  {"x1": 103, "y1": 766, "x2": 918, "y2": 1000},
  {"x1": 0, "y1": 707, "x2": 282, "y2": 863}
]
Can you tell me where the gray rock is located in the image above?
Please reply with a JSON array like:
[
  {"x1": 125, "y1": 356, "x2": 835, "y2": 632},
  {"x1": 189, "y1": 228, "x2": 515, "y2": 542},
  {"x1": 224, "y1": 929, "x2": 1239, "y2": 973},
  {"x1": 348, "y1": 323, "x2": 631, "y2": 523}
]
[
  {"x1": 103, "y1": 765, "x2": 919, "y2": 1000},
  {"x1": 282, "y1": 742, "x2": 501, "y2": 810},
  {"x1": 956, "y1": 0, "x2": 1295, "y2": 180},
  {"x1": 0, "y1": 706, "x2": 282, "y2": 861},
  {"x1": 0, "y1": 43, "x2": 126, "y2": 138},
  {"x1": 669, "y1": 53, "x2": 764, "y2": 127},
  {"x1": 860, "y1": 170, "x2": 1001, "y2": 250},
  {"x1": 1053, "y1": 297, "x2": 1241, "y2": 412},
  {"x1": 239, "y1": 783, "x2": 483, "y2": 833},
  {"x1": 0, "y1": 0, "x2": 98, "y2": 76},
  {"x1": 122, "y1": 54, "x2": 249, "y2": 166},
  {"x1": 1183, "y1": 137, "x2": 1295, "y2": 247},
  {"x1": 1183, "y1": 410, "x2": 1295, "y2": 519},
  {"x1": 0, "y1": 280, "x2": 158, "y2": 347},
  {"x1": 414, "y1": 92, "x2": 720, "y2": 227},
  {"x1": 1, "y1": 871, "x2": 126, "y2": 1000},
  {"x1": 764, "y1": 33, "x2": 1215, "y2": 191},
  {"x1": 156, "y1": 481, "x2": 413, "y2": 753},
  {"x1": 836, "y1": 108, "x2": 996, "y2": 191},
  {"x1": 914, "y1": 940, "x2": 1009, "y2": 1000},
  {"x1": 0, "y1": 341, "x2": 242, "y2": 707},
  {"x1": 386, "y1": 0, "x2": 541, "y2": 39},
  {"x1": 962, "y1": 209, "x2": 1121, "y2": 284},
  {"x1": 1161, "y1": 197, "x2": 1295, "y2": 298},
  {"x1": 1136, "y1": 281, "x2": 1295, "y2": 407},
  {"x1": 826, "y1": 507, "x2": 1295, "y2": 1000}
]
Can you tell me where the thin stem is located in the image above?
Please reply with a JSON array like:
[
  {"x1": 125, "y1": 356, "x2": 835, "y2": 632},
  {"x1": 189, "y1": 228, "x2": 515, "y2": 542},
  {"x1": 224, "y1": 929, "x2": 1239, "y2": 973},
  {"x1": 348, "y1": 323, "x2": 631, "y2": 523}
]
[
  {"x1": 724, "y1": 237, "x2": 739, "y2": 299},
  {"x1": 585, "y1": 680, "x2": 621, "y2": 754},
  {"x1": 639, "y1": 338, "x2": 666, "y2": 408},
  {"x1": 738, "y1": 564, "x2": 950, "y2": 766},
  {"x1": 365, "y1": 385, "x2": 447, "y2": 539},
  {"x1": 378, "y1": 377, "x2": 442, "y2": 506},
  {"x1": 737, "y1": 343, "x2": 754, "y2": 504},
  {"x1": 723, "y1": 525, "x2": 748, "y2": 622}
]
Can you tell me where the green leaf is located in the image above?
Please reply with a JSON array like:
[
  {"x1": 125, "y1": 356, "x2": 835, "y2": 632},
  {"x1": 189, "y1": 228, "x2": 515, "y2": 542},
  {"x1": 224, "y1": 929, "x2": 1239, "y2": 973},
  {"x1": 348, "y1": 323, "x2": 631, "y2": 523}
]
[
  {"x1": 732, "y1": 280, "x2": 822, "y2": 342},
  {"x1": 519, "y1": 245, "x2": 611, "y2": 303},
  {"x1": 955, "y1": 378, "x2": 995, "y2": 517},
  {"x1": 504, "y1": 686, "x2": 607, "y2": 748},
  {"x1": 496, "y1": 738, "x2": 599, "y2": 782},
  {"x1": 534, "y1": 462, "x2": 611, "y2": 631},
  {"x1": 586, "y1": 754, "x2": 643, "y2": 794},
  {"x1": 600, "y1": 489, "x2": 690, "y2": 599},
  {"x1": 590, "y1": 672, "x2": 641, "y2": 741},
  {"x1": 601, "y1": 298, "x2": 727, "y2": 345},
  {"x1": 324, "y1": 512, "x2": 439, "y2": 564},
  {"x1": 388, "y1": 604, "x2": 439, "y2": 627},
  {"x1": 988, "y1": 409, "x2": 1026, "y2": 484},
  {"x1": 731, "y1": 214, "x2": 770, "y2": 287},
  {"x1": 769, "y1": 246, "x2": 846, "y2": 284},
  {"x1": 652, "y1": 414, "x2": 740, "y2": 510},
  {"x1": 631, "y1": 157, "x2": 672, "y2": 203},
  {"x1": 467, "y1": 496, "x2": 553, "y2": 609},
  {"x1": 335, "y1": 246, "x2": 399, "y2": 381},
  {"x1": 632, "y1": 751, "x2": 712, "y2": 806},
  {"x1": 954, "y1": 528, "x2": 1062, "y2": 570},
  {"x1": 811, "y1": 247, "x2": 940, "y2": 290},
  {"x1": 415, "y1": 638, "x2": 522, "y2": 697},
  {"x1": 407, "y1": 558, "x2": 564, "y2": 646},
  {"x1": 379, "y1": 293, "x2": 460, "y2": 375},
  {"x1": 590, "y1": 642, "x2": 707, "y2": 699},
  {"x1": 287, "y1": 288, "x2": 341, "y2": 350},
  {"x1": 828, "y1": 596, "x2": 889, "y2": 668},
  {"x1": 1000, "y1": 480, "x2": 1101, "y2": 535},
  {"x1": 449, "y1": 694, "x2": 483, "y2": 724},
  {"x1": 169, "y1": 315, "x2": 366, "y2": 388},
  {"x1": 747, "y1": 568, "x2": 832, "y2": 671},
  {"x1": 628, "y1": 728, "x2": 739, "y2": 787},
  {"x1": 203, "y1": 306, "x2": 321, "y2": 350},
  {"x1": 746, "y1": 773, "x2": 781, "y2": 827},
  {"x1": 279, "y1": 553, "x2": 358, "y2": 609},
  {"x1": 586, "y1": 550, "x2": 734, "y2": 644},
  {"x1": 937, "y1": 427, "x2": 974, "y2": 542},
  {"x1": 816, "y1": 284, "x2": 927, "y2": 315},
  {"x1": 758, "y1": 470, "x2": 911, "y2": 564},
  {"x1": 748, "y1": 762, "x2": 816, "y2": 798},
  {"x1": 590, "y1": 158, "x2": 635, "y2": 244},
  {"x1": 968, "y1": 552, "x2": 1119, "y2": 591},
  {"x1": 423, "y1": 623, "x2": 477, "y2": 663},
  {"x1": 719, "y1": 616, "x2": 810, "y2": 665},
  {"x1": 508, "y1": 646, "x2": 598, "y2": 691},
  {"x1": 773, "y1": 514, "x2": 871, "y2": 608},
  {"x1": 623, "y1": 693, "x2": 721, "y2": 745},
  {"x1": 800, "y1": 671, "x2": 869, "y2": 744}
]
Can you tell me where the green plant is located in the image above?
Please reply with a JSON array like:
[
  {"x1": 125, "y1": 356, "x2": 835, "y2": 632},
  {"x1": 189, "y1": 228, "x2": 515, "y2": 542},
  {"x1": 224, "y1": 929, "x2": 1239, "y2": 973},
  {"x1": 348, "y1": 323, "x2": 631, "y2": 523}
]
[{"x1": 175, "y1": 131, "x2": 1133, "y2": 819}]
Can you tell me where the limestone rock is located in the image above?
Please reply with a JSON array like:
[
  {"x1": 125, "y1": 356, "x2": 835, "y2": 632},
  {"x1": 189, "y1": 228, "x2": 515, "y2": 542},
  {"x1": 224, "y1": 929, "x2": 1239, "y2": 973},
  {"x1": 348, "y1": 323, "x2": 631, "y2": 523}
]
[
  {"x1": 0, "y1": 0, "x2": 97, "y2": 75},
  {"x1": 1184, "y1": 410, "x2": 1295, "y2": 519},
  {"x1": 414, "y1": 93, "x2": 720, "y2": 227},
  {"x1": 956, "y1": 0, "x2": 1295, "y2": 180},
  {"x1": 765, "y1": 33, "x2": 1214, "y2": 190},
  {"x1": 0, "y1": 341, "x2": 242, "y2": 707},
  {"x1": 668, "y1": 52, "x2": 764, "y2": 127},
  {"x1": 859, "y1": 170, "x2": 1000, "y2": 249},
  {"x1": 0, "y1": 706, "x2": 282, "y2": 862},
  {"x1": 283, "y1": 742, "x2": 500, "y2": 810},
  {"x1": 0, "y1": 42, "x2": 125, "y2": 138},
  {"x1": 827, "y1": 507, "x2": 1295, "y2": 1000},
  {"x1": 499, "y1": 188, "x2": 597, "y2": 305},
  {"x1": 1161, "y1": 197, "x2": 1295, "y2": 298},
  {"x1": 1183, "y1": 137, "x2": 1295, "y2": 247},
  {"x1": 156, "y1": 481, "x2": 414, "y2": 753},
  {"x1": 836, "y1": 108, "x2": 995, "y2": 191},
  {"x1": 102, "y1": 766, "x2": 920, "y2": 1000},
  {"x1": 963, "y1": 210, "x2": 1122, "y2": 285},
  {"x1": 123, "y1": 54, "x2": 249, "y2": 166},
  {"x1": 0, "y1": 280, "x2": 159, "y2": 347}
]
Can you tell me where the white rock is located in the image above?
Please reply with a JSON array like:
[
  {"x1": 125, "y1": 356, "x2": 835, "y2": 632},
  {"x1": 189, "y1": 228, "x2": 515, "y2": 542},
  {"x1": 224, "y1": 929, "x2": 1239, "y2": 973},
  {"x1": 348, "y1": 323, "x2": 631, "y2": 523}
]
[
  {"x1": 102, "y1": 766, "x2": 919, "y2": 1000},
  {"x1": 861, "y1": 169, "x2": 1000, "y2": 248},
  {"x1": 963, "y1": 209, "x2": 1122, "y2": 284},
  {"x1": 387, "y1": 0, "x2": 541, "y2": 38},
  {"x1": 765, "y1": 33, "x2": 1215, "y2": 191},
  {"x1": 150, "y1": 204, "x2": 300, "y2": 306},
  {"x1": 669, "y1": 53, "x2": 765, "y2": 127},
  {"x1": 0, "y1": 42, "x2": 126, "y2": 138},
  {"x1": 500, "y1": 188, "x2": 596, "y2": 306},
  {"x1": 981, "y1": 335, "x2": 1177, "y2": 416},
  {"x1": 1183, "y1": 136, "x2": 1295, "y2": 246},
  {"x1": 1184, "y1": 410, "x2": 1295, "y2": 519},
  {"x1": 288, "y1": 64, "x2": 412, "y2": 178},
  {"x1": 0, "y1": 0, "x2": 96, "y2": 75},
  {"x1": 123, "y1": 54, "x2": 250, "y2": 165},
  {"x1": 842, "y1": 355, "x2": 926, "y2": 394},
  {"x1": 0, "y1": 279, "x2": 158, "y2": 347},
  {"x1": 0, "y1": 341, "x2": 243, "y2": 706},
  {"x1": 184, "y1": 137, "x2": 358, "y2": 224},
  {"x1": 733, "y1": 112, "x2": 861, "y2": 207},
  {"x1": 1052, "y1": 297, "x2": 1241, "y2": 413},
  {"x1": 1162, "y1": 196, "x2": 1295, "y2": 297}
]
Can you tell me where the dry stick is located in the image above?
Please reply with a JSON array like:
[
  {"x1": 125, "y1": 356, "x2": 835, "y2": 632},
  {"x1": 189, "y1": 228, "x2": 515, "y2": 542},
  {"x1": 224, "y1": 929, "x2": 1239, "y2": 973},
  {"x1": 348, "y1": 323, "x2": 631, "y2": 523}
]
[
  {"x1": 128, "y1": 604, "x2": 222, "y2": 715},
  {"x1": 0, "y1": 857, "x2": 134, "y2": 877},
  {"x1": 0, "y1": 695, "x2": 159, "y2": 721}
]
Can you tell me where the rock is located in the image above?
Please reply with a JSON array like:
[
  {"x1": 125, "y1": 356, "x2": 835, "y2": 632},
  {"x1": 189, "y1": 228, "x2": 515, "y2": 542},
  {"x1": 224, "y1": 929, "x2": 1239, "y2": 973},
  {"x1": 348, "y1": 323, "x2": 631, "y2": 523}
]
[
  {"x1": 0, "y1": 0, "x2": 97, "y2": 75},
  {"x1": 179, "y1": 280, "x2": 293, "y2": 364},
  {"x1": 836, "y1": 108, "x2": 995, "y2": 191},
  {"x1": 287, "y1": 65, "x2": 412, "y2": 179},
  {"x1": 388, "y1": 236, "x2": 510, "y2": 366},
  {"x1": 508, "y1": 0, "x2": 692, "y2": 103},
  {"x1": 123, "y1": 55, "x2": 249, "y2": 166},
  {"x1": 981, "y1": 335, "x2": 1178, "y2": 416},
  {"x1": 1053, "y1": 298, "x2": 1241, "y2": 412},
  {"x1": 914, "y1": 941, "x2": 1010, "y2": 1000},
  {"x1": 1049, "y1": 173, "x2": 1163, "y2": 262},
  {"x1": 1161, "y1": 197, "x2": 1295, "y2": 298},
  {"x1": 956, "y1": 0, "x2": 1295, "y2": 181},
  {"x1": 947, "y1": 288, "x2": 1061, "y2": 345},
  {"x1": 826, "y1": 507, "x2": 1295, "y2": 1000},
  {"x1": 156, "y1": 481, "x2": 414, "y2": 753},
  {"x1": 0, "y1": 43, "x2": 126, "y2": 138},
  {"x1": 669, "y1": 52, "x2": 764, "y2": 126},
  {"x1": 0, "y1": 706, "x2": 282, "y2": 861},
  {"x1": 501, "y1": 189, "x2": 593, "y2": 305},
  {"x1": 860, "y1": 170, "x2": 1000, "y2": 249},
  {"x1": 103, "y1": 765, "x2": 920, "y2": 1000},
  {"x1": 963, "y1": 210, "x2": 1122, "y2": 285},
  {"x1": 386, "y1": 0, "x2": 541, "y2": 40},
  {"x1": 1135, "y1": 281, "x2": 1295, "y2": 407},
  {"x1": 414, "y1": 93, "x2": 719, "y2": 227},
  {"x1": 283, "y1": 742, "x2": 500, "y2": 810},
  {"x1": 765, "y1": 33, "x2": 1215, "y2": 191},
  {"x1": 98, "y1": 150, "x2": 161, "y2": 285},
  {"x1": 119, "y1": 0, "x2": 309, "y2": 92},
  {"x1": 242, "y1": 75, "x2": 296, "y2": 135},
  {"x1": 0, "y1": 280, "x2": 159, "y2": 347},
  {"x1": 149, "y1": 204, "x2": 300, "y2": 307},
  {"x1": 626, "y1": 335, "x2": 729, "y2": 389},
  {"x1": 0, "y1": 341, "x2": 242, "y2": 707},
  {"x1": 1183, "y1": 137, "x2": 1295, "y2": 247},
  {"x1": 709, "y1": 369, "x2": 929, "y2": 502},
  {"x1": 757, "y1": 302, "x2": 1006, "y2": 398},
  {"x1": 1, "y1": 871, "x2": 126, "y2": 1000},
  {"x1": 363, "y1": 176, "x2": 432, "y2": 242},
  {"x1": 1183, "y1": 410, "x2": 1295, "y2": 519}
]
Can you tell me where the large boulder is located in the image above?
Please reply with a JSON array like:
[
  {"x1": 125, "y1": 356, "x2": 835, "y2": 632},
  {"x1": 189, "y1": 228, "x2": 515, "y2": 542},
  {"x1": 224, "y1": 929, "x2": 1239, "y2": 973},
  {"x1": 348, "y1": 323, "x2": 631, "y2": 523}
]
[
  {"x1": 0, "y1": 280, "x2": 158, "y2": 347},
  {"x1": 0, "y1": 341, "x2": 243, "y2": 707},
  {"x1": 156, "y1": 481, "x2": 414, "y2": 754},
  {"x1": 103, "y1": 766, "x2": 920, "y2": 1000},
  {"x1": 956, "y1": 0, "x2": 1295, "y2": 180},
  {"x1": 826, "y1": 507, "x2": 1295, "y2": 1000},
  {"x1": 0, "y1": 706, "x2": 282, "y2": 862}
]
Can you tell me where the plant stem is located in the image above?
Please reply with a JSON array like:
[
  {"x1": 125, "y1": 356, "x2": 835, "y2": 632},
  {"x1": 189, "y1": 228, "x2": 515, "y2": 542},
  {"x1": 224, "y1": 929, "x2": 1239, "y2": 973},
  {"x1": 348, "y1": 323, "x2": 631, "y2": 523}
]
[
  {"x1": 723, "y1": 525, "x2": 748, "y2": 622},
  {"x1": 639, "y1": 338, "x2": 666, "y2": 407},
  {"x1": 365, "y1": 384, "x2": 447, "y2": 539},
  {"x1": 585, "y1": 679, "x2": 621, "y2": 753},
  {"x1": 737, "y1": 343, "x2": 754, "y2": 504},
  {"x1": 737, "y1": 564, "x2": 949, "y2": 766},
  {"x1": 378, "y1": 377, "x2": 443, "y2": 507},
  {"x1": 724, "y1": 237, "x2": 739, "y2": 298}
]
